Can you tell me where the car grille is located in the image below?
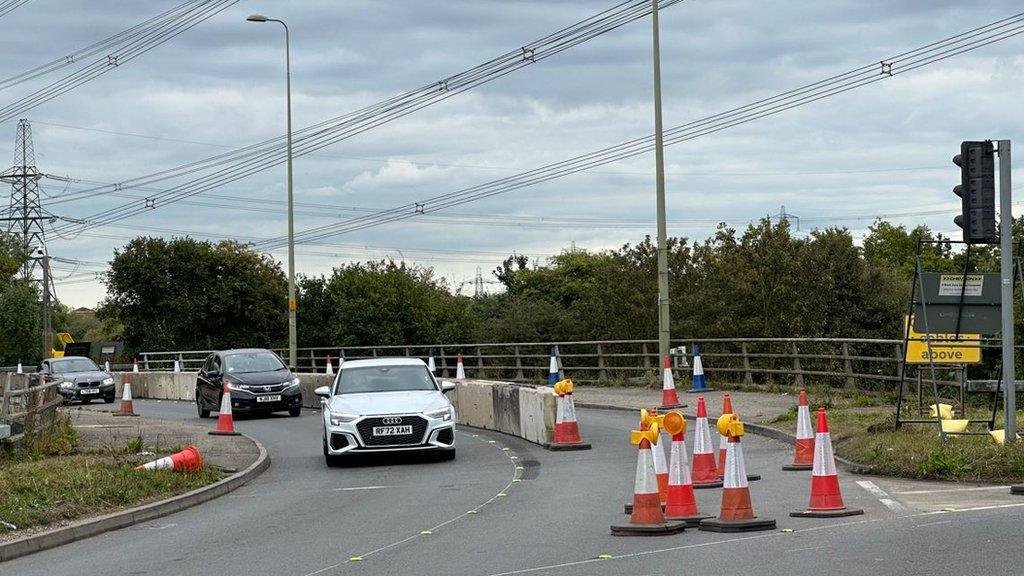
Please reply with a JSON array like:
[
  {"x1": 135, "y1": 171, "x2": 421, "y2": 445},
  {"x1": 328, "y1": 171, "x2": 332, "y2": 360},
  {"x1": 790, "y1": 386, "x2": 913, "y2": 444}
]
[
  {"x1": 356, "y1": 416, "x2": 428, "y2": 447},
  {"x1": 76, "y1": 381, "x2": 103, "y2": 388},
  {"x1": 245, "y1": 383, "x2": 287, "y2": 393}
]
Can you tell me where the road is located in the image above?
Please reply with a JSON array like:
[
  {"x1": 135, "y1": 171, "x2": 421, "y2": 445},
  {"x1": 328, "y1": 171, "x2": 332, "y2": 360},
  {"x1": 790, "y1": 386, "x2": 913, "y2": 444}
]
[{"x1": 5, "y1": 401, "x2": 1024, "y2": 576}]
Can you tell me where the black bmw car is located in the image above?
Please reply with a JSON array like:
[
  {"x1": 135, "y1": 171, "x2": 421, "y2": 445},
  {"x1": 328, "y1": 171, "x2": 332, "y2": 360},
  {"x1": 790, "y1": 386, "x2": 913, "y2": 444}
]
[
  {"x1": 195, "y1": 348, "x2": 303, "y2": 418},
  {"x1": 42, "y1": 356, "x2": 116, "y2": 404}
]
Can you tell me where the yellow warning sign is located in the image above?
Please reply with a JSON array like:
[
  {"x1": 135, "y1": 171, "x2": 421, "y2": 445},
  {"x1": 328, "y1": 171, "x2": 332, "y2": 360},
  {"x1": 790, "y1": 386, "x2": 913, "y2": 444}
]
[{"x1": 904, "y1": 316, "x2": 981, "y2": 364}]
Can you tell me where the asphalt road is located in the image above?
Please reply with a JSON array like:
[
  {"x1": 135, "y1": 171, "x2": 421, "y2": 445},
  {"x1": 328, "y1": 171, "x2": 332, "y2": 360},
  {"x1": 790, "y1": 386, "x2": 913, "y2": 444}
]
[{"x1": 5, "y1": 401, "x2": 1024, "y2": 576}]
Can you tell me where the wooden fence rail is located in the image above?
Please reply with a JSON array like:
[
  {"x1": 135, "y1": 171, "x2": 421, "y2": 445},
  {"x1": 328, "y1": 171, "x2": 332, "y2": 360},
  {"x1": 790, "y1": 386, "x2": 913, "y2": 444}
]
[{"x1": 1, "y1": 373, "x2": 63, "y2": 443}]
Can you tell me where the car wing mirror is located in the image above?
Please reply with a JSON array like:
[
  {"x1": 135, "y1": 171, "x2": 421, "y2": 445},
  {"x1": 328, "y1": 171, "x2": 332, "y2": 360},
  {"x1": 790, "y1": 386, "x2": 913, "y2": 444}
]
[
  {"x1": 314, "y1": 386, "x2": 331, "y2": 398},
  {"x1": 440, "y1": 381, "x2": 456, "y2": 393}
]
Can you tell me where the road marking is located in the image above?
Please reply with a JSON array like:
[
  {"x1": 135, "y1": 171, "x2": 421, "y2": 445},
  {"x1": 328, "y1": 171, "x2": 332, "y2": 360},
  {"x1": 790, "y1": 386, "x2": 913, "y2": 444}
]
[
  {"x1": 856, "y1": 480, "x2": 906, "y2": 511},
  {"x1": 914, "y1": 519, "x2": 953, "y2": 528},
  {"x1": 894, "y1": 485, "x2": 1010, "y2": 495},
  {"x1": 788, "y1": 545, "x2": 831, "y2": 553},
  {"x1": 331, "y1": 485, "x2": 391, "y2": 492}
]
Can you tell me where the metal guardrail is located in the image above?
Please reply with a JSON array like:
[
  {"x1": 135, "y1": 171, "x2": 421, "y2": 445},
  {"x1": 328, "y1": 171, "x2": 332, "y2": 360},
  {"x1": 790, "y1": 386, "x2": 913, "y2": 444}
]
[{"x1": 135, "y1": 338, "x2": 948, "y2": 388}]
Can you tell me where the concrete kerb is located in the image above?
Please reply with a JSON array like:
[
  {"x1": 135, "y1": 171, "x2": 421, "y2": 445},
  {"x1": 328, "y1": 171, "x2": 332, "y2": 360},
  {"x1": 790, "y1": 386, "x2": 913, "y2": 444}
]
[{"x1": 0, "y1": 434, "x2": 270, "y2": 563}]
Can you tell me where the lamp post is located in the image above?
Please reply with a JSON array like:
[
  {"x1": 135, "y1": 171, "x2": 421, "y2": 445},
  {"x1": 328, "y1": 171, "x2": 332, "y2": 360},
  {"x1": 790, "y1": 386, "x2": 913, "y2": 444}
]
[{"x1": 247, "y1": 13, "x2": 297, "y2": 370}]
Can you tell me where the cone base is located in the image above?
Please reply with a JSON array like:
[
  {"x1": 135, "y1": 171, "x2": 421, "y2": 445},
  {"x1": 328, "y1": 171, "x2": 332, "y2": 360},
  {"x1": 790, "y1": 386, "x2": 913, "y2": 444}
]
[
  {"x1": 546, "y1": 442, "x2": 592, "y2": 451},
  {"x1": 610, "y1": 520, "x2": 686, "y2": 536},
  {"x1": 790, "y1": 508, "x2": 864, "y2": 518},
  {"x1": 658, "y1": 403, "x2": 686, "y2": 410},
  {"x1": 113, "y1": 413, "x2": 140, "y2": 417},
  {"x1": 624, "y1": 502, "x2": 666, "y2": 514},
  {"x1": 692, "y1": 480, "x2": 723, "y2": 490},
  {"x1": 208, "y1": 430, "x2": 241, "y2": 436},
  {"x1": 747, "y1": 474, "x2": 761, "y2": 481},
  {"x1": 698, "y1": 517, "x2": 776, "y2": 533},
  {"x1": 664, "y1": 513, "x2": 713, "y2": 527},
  {"x1": 1011, "y1": 485, "x2": 1024, "y2": 495},
  {"x1": 782, "y1": 463, "x2": 814, "y2": 471}
]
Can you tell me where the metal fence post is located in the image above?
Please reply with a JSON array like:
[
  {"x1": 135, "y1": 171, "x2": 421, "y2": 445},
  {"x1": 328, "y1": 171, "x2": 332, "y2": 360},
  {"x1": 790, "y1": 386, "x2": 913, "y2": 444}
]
[
  {"x1": 143, "y1": 353, "x2": 150, "y2": 371},
  {"x1": 841, "y1": 342, "x2": 856, "y2": 389},
  {"x1": 476, "y1": 347, "x2": 486, "y2": 379},
  {"x1": 514, "y1": 346, "x2": 524, "y2": 381},
  {"x1": 791, "y1": 342, "x2": 804, "y2": 387},
  {"x1": 741, "y1": 342, "x2": 753, "y2": 385},
  {"x1": 597, "y1": 343, "x2": 607, "y2": 381},
  {"x1": 1, "y1": 372, "x2": 10, "y2": 421},
  {"x1": 641, "y1": 342, "x2": 651, "y2": 370},
  {"x1": 440, "y1": 347, "x2": 449, "y2": 378}
]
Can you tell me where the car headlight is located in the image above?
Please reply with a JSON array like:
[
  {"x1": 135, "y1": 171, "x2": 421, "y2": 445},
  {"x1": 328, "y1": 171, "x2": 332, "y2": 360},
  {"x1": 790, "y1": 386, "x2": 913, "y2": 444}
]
[
  {"x1": 59, "y1": 381, "x2": 74, "y2": 389},
  {"x1": 283, "y1": 377, "x2": 300, "y2": 391},
  {"x1": 102, "y1": 377, "x2": 113, "y2": 385},
  {"x1": 425, "y1": 407, "x2": 452, "y2": 421},
  {"x1": 330, "y1": 412, "x2": 359, "y2": 425},
  {"x1": 227, "y1": 381, "x2": 248, "y2": 392}
]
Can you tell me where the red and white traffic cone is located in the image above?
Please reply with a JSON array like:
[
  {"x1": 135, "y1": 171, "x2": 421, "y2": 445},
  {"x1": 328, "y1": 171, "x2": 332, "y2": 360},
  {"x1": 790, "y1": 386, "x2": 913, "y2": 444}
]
[
  {"x1": 114, "y1": 377, "x2": 139, "y2": 417},
  {"x1": 717, "y1": 393, "x2": 733, "y2": 478},
  {"x1": 325, "y1": 355, "x2": 334, "y2": 375},
  {"x1": 132, "y1": 358, "x2": 140, "y2": 373},
  {"x1": 691, "y1": 396, "x2": 722, "y2": 489},
  {"x1": 699, "y1": 414, "x2": 776, "y2": 532},
  {"x1": 651, "y1": 410, "x2": 669, "y2": 504},
  {"x1": 662, "y1": 411, "x2": 710, "y2": 526},
  {"x1": 611, "y1": 410, "x2": 686, "y2": 536},
  {"x1": 791, "y1": 408, "x2": 864, "y2": 518},
  {"x1": 455, "y1": 354, "x2": 466, "y2": 380},
  {"x1": 549, "y1": 379, "x2": 591, "y2": 451},
  {"x1": 783, "y1": 388, "x2": 815, "y2": 471},
  {"x1": 209, "y1": 382, "x2": 240, "y2": 436},
  {"x1": 659, "y1": 356, "x2": 683, "y2": 410},
  {"x1": 136, "y1": 445, "x2": 204, "y2": 471}
]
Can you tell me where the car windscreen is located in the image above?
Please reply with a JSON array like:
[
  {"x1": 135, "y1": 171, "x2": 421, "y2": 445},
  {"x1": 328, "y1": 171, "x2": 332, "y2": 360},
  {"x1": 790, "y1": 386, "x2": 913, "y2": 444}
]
[
  {"x1": 51, "y1": 358, "x2": 99, "y2": 373},
  {"x1": 335, "y1": 365, "x2": 436, "y2": 394},
  {"x1": 224, "y1": 351, "x2": 286, "y2": 374}
]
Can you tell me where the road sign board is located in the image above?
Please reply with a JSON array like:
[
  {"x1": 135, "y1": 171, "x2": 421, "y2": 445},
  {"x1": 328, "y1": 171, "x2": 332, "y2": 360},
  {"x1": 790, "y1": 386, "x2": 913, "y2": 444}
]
[
  {"x1": 904, "y1": 316, "x2": 981, "y2": 364},
  {"x1": 912, "y1": 272, "x2": 1002, "y2": 334}
]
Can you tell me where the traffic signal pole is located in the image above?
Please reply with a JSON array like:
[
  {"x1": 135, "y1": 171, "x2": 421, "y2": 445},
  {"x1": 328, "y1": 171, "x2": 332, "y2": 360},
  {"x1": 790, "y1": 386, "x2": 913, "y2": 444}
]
[{"x1": 997, "y1": 140, "x2": 1014, "y2": 443}]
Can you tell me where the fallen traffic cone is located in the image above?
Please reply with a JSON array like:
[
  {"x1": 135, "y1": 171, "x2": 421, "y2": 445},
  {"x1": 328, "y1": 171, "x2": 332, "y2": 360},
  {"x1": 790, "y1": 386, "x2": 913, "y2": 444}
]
[
  {"x1": 114, "y1": 378, "x2": 139, "y2": 417},
  {"x1": 136, "y1": 445, "x2": 204, "y2": 471},
  {"x1": 699, "y1": 413, "x2": 776, "y2": 532},
  {"x1": 783, "y1": 388, "x2": 814, "y2": 471},
  {"x1": 133, "y1": 358, "x2": 140, "y2": 373},
  {"x1": 659, "y1": 356, "x2": 683, "y2": 410},
  {"x1": 663, "y1": 411, "x2": 711, "y2": 526},
  {"x1": 325, "y1": 355, "x2": 334, "y2": 375},
  {"x1": 691, "y1": 396, "x2": 722, "y2": 489},
  {"x1": 549, "y1": 379, "x2": 591, "y2": 451},
  {"x1": 209, "y1": 381, "x2": 240, "y2": 436},
  {"x1": 689, "y1": 344, "x2": 708, "y2": 392},
  {"x1": 455, "y1": 353, "x2": 466, "y2": 380},
  {"x1": 611, "y1": 410, "x2": 686, "y2": 536},
  {"x1": 791, "y1": 408, "x2": 864, "y2": 518},
  {"x1": 427, "y1": 349, "x2": 436, "y2": 374}
]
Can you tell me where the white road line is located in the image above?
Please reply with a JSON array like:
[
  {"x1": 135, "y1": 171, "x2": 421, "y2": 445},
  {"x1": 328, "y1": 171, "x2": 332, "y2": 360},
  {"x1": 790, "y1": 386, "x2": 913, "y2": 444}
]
[
  {"x1": 914, "y1": 519, "x2": 952, "y2": 528},
  {"x1": 895, "y1": 485, "x2": 1010, "y2": 495},
  {"x1": 856, "y1": 480, "x2": 906, "y2": 511},
  {"x1": 788, "y1": 545, "x2": 831, "y2": 553},
  {"x1": 331, "y1": 485, "x2": 391, "y2": 492}
]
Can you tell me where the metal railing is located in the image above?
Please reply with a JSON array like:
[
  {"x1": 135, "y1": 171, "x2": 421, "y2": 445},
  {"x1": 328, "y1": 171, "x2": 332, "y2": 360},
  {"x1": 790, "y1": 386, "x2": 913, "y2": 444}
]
[
  {"x1": 135, "y1": 337, "x2": 936, "y2": 388},
  {"x1": 1, "y1": 372, "x2": 62, "y2": 441}
]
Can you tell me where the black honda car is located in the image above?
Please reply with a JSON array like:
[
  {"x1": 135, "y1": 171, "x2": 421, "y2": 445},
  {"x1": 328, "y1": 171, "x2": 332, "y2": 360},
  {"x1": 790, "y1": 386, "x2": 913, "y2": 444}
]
[{"x1": 195, "y1": 348, "x2": 303, "y2": 418}]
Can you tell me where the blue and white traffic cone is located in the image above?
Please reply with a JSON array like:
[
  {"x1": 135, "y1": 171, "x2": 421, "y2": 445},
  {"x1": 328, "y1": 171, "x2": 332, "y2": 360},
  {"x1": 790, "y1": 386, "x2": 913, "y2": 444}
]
[
  {"x1": 428, "y1": 348, "x2": 437, "y2": 374},
  {"x1": 16, "y1": 361, "x2": 22, "y2": 374},
  {"x1": 689, "y1": 345, "x2": 708, "y2": 392},
  {"x1": 547, "y1": 347, "x2": 560, "y2": 385}
]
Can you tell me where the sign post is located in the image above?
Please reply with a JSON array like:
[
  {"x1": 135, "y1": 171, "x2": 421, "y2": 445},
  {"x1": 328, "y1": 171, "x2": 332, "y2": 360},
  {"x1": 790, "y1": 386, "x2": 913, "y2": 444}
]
[{"x1": 998, "y1": 140, "x2": 1015, "y2": 443}]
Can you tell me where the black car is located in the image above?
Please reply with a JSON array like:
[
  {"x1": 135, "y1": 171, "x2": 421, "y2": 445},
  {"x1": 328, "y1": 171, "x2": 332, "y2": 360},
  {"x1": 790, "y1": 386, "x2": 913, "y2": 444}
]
[
  {"x1": 42, "y1": 356, "x2": 116, "y2": 404},
  {"x1": 195, "y1": 348, "x2": 303, "y2": 418}
]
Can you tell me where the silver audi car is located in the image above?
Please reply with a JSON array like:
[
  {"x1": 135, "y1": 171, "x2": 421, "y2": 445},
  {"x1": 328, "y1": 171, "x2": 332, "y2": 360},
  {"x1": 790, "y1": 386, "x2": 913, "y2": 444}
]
[{"x1": 316, "y1": 357, "x2": 457, "y2": 466}]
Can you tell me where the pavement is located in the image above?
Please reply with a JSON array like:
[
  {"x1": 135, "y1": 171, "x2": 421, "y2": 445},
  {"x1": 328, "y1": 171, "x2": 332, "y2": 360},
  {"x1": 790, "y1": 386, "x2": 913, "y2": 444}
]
[{"x1": 3, "y1": 396, "x2": 1023, "y2": 575}]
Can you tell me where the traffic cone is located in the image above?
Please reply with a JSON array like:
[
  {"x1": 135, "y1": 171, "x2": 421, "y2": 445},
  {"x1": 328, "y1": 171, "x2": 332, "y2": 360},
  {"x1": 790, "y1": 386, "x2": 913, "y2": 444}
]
[
  {"x1": 662, "y1": 411, "x2": 711, "y2": 526},
  {"x1": 136, "y1": 445, "x2": 203, "y2": 471},
  {"x1": 716, "y1": 393, "x2": 733, "y2": 478},
  {"x1": 173, "y1": 359, "x2": 180, "y2": 373},
  {"x1": 427, "y1": 349, "x2": 436, "y2": 374},
  {"x1": 338, "y1": 350, "x2": 346, "y2": 367},
  {"x1": 455, "y1": 354, "x2": 466, "y2": 380},
  {"x1": 611, "y1": 410, "x2": 686, "y2": 536},
  {"x1": 691, "y1": 396, "x2": 722, "y2": 489},
  {"x1": 133, "y1": 358, "x2": 140, "y2": 373},
  {"x1": 791, "y1": 408, "x2": 864, "y2": 518},
  {"x1": 16, "y1": 362, "x2": 22, "y2": 374},
  {"x1": 209, "y1": 382, "x2": 240, "y2": 436},
  {"x1": 114, "y1": 377, "x2": 139, "y2": 417},
  {"x1": 699, "y1": 414, "x2": 776, "y2": 532},
  {"x1": 783, "y1": 388, "x2": 815, "y2": 471},
  {"x1": 659, "y1": 356, "x2": 683, "y2": 410},
  {"x1": 325, "y1": 355, "x2": 334, "y2": 375},
  {"x1": 625, "y1": 410, "x2": 669, "y2": 511},
  {"x1": 689, "y1": 344, "x2": 708, "y2": 392},
  {"x1": 104, "y1": 360, "x2": 110, "y2": 372},
  {"x1": 549, "y1": 379, "x2": 591, "y2": 451},
  {"x1": 547, "y1": 347, "x2": 561, "y2": 385}
]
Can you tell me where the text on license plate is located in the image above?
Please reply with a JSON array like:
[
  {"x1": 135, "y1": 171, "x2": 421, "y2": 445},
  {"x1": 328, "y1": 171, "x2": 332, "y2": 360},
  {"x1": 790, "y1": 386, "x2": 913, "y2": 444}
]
[
  {"x1": 373, "y1": 425, "x2": 413, "y2": 436},
  {"x1": 80, "y1": 388, "x2": 99, "y2": 394},
  {"x1": 256, "y1": 395, "x2": 282, "y2": 403}
]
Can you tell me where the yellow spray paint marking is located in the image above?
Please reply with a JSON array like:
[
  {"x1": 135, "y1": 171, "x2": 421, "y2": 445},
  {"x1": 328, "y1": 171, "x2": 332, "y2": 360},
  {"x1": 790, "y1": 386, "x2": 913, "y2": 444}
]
[
  {"x1": 420, "y1": 530, "x2": 433, "y2": 535},
  {"x1": 497, "y1": 492, "x2": 507, "y2": 497},
  {"x1": 598, "y1": 554, "x2": 613, "y2": 560},
  {"x1": 515, "y1": 466, "x2": 524, "y2": 471},
  {"x1": 488, "y1": 440, "x2": 496, "y2": 444},
  {"x1": 512, "y1": 478, "x2": 522, "y2": 483},
  {"x1": 502, "y1": 447, "x2": 510, "y2": 451},
  {"x1": 349, "y1": 557, "x2": 363, "y2": 562},
  {"x1": 942, "y1": 507, "x2": 957, "y2": 512},
  {"x1": 467, "y1": 510, "x2": 478, "y2": 514},
  {"x1": 510, "y1": 456, "x2": 519, "y2": 460},
  {"x1": 780, "y1": 528, "x2": 794, "y2": 533}
]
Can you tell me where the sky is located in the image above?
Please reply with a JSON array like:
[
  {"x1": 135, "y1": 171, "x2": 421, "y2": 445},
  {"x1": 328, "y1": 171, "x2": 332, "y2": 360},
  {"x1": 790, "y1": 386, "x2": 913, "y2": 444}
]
[{"x1": 1, "y1": 0, "x2": 1022, "y2": 307}]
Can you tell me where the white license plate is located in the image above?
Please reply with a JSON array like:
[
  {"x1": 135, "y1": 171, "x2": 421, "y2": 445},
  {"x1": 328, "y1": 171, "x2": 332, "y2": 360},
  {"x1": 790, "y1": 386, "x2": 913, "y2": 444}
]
[
  {"x1": 256, "y1": 395, "x2": 282, "y2": 403},
  {"x1": 80, "y1": 388, "x2": 99, "y2": 394},
  {"x1": 373, "y1": 425, "x2": 413, "y2": 436}
]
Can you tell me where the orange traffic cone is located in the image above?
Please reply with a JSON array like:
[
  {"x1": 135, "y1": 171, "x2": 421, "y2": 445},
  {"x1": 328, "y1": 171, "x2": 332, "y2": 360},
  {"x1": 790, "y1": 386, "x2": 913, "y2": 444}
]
[
  {"x1": 114, "y1": 377, "x2": 139, "y2": 417},
  {"x1": 136, "y1": 445, "x2": 204, "y2": 471},
  {"x1": 651, "y1": 409, "x2": 669, "y2": 503},
  {"x1": 209, "y1": 382, "x2": 240, "y2": 436},
  {"x1": 611, "y1": 410, "x2": 686, "y2": 536},
  {"x1": 663, "y1": 411, "x2": 711, "y2": 526},
  {"x1": 699, "y1": 414, "x2": 776, "y2": 532},
  {"x1": 691, "y1": 396, "x2": 722, "y2": 489},
  {"x1": 717, "y1": 394, "x2": 760, "y2": 482},
  {"x1": 549, "y1": 379, "x2": 591, "y2": 451},
  {"x1": 791, "y1": 408, "x2": 864, "y2": 518},
  {"x1": 132, "y1": 358, "x2": 140, "y2": 373},
  {"x1": 455, "y1": 354, "x2": 466, "y2": 380},
  {"x1": 783, "y1": 388, "x2": 815, "y2": 471},
  {"x1": 659, "y1": 356, "x2": 684, "y2": 410},
  {"x1": 325, "y1": 355, "x2": 334, "y2": 375}
]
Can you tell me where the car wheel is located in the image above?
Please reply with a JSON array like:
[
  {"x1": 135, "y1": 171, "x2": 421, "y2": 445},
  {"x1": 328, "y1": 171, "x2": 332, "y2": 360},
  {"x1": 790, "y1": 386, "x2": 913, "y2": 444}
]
[
  {"x1": 438, "y1": 450, "x2": 456, "y2": 462},
  {"x1": 103, "y1": 396, "x2": 115, "y2": 404},
  {"x1": 288, "y1": 407, "x2": 302, "y2": 417},
  {"x1": 79, "y1": 398, "x2": 91, "y2": 405},
  {"x1": 196, "y1": 392, "x2": 210, "y2": 418}
]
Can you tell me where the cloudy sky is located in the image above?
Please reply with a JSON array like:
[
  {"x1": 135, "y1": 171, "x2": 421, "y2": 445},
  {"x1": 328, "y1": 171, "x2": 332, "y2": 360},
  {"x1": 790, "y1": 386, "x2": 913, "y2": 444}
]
[{"x1": 2, "y1": 0, "x2": 1022, "y2": 307}]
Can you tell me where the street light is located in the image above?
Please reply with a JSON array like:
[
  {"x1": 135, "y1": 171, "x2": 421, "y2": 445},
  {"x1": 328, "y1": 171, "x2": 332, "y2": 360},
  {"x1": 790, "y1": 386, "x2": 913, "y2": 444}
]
[{"x1": 247, "y1": 12, "x2": 297, "y2": 370}]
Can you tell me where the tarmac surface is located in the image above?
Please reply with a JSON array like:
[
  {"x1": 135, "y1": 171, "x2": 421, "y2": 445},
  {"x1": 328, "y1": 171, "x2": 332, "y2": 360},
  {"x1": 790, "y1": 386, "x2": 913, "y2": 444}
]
[{"x1": 4, "y1": 399, "x2": 1023, "y2": 576}]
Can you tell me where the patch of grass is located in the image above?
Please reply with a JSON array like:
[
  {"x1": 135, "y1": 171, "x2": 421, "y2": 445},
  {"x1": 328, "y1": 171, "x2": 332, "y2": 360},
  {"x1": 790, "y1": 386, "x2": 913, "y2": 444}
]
[
  {"x1": 0, "y1": 455, "x2": 220, "y2": 532},
  {"x1": 123, "y1": 436, "x2": 145, "y2": 454}
]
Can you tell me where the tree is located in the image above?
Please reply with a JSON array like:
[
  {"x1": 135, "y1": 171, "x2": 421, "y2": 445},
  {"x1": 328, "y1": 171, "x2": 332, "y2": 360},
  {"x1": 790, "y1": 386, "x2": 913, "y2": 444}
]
[
  {"x1": 0, "y1": 232, "x2": 39, "y2": 365},
  {"x1": 102, "y1": 237, "x2": 287, "y2": 351}
]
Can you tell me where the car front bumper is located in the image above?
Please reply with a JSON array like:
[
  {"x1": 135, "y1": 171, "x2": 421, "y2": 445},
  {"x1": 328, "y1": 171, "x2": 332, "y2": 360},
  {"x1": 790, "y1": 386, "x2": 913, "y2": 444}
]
[
  {"x1": 227, "y1": 387, "x2": 303, "y2": 413},
  {"x1": 325, "y1": 414, "x2": 456, "y2": 455},
  {"x1": 57, "y1": 384, "x2": 115, "y2": 401}
]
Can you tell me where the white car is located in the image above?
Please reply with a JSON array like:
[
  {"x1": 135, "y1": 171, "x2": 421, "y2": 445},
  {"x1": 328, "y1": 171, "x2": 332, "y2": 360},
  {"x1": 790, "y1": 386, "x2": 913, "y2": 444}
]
[{"x1": 316, "y1": 357, "x2": 457, "y2": 466}]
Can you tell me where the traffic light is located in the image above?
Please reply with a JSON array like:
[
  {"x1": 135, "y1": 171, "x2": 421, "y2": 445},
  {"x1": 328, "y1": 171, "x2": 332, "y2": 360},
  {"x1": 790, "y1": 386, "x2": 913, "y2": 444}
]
[{"x1": 953, "y1": 140, "x2": 996, "y2": 244}]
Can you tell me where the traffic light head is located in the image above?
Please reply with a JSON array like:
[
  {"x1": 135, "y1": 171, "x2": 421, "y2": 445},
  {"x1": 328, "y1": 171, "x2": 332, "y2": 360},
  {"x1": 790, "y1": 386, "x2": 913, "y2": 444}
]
[{"x1": 952, "y1": 141, "x2": 996, "y2": 244}]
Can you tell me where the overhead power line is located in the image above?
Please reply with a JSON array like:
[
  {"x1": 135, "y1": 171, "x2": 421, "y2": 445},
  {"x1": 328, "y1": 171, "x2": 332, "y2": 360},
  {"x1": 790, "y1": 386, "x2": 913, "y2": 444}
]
[{"x1": 0, "y1": 0, "x2": 31, "y2": 19}]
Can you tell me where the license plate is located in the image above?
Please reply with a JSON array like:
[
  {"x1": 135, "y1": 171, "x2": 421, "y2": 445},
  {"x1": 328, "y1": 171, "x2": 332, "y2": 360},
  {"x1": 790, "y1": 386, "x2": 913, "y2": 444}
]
[
  {"x1": 373, "y1": 425, "x2": 413, "y2": 436},
  {"x1": 80, "y1": 388, "x2": 99, "y2": 394},
  {"x1": 256, "y1": 395, "x2": 282, "y2": 403}
]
